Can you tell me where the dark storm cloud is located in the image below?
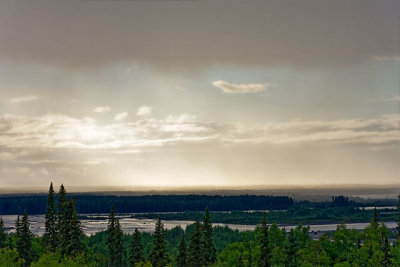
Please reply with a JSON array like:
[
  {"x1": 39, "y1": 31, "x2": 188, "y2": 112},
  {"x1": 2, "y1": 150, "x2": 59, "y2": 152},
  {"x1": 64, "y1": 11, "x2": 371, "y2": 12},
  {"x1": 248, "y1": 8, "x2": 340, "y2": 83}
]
[{"x1": 0, "y1": 0, "x2": 398, "y2": 69}]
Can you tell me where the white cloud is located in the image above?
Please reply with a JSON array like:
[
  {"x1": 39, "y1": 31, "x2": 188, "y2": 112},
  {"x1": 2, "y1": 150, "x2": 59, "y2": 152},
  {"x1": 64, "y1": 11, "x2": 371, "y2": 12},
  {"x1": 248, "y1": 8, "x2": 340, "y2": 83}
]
[
  {"x1": 93, "y1": 106, "x2": 111, "y2": 113},
  {"x1": 212, "y1": 80, "x2": 272, "y2": 94},
  {"x1": 114, "y1": 112, "x2": 128, "y2": 121},
  {"x1": 136, "y1": 106, "x2": 152, "y2": 116},
  {"x1": 0, "y1": 113, "x2": 398, "y2": 156},
  {"x1": 9, "y1": 95, "x2": 40, "y2": 103},
  {"x1": 368, "y1": 95, "x2": 400, "y2": 102}
]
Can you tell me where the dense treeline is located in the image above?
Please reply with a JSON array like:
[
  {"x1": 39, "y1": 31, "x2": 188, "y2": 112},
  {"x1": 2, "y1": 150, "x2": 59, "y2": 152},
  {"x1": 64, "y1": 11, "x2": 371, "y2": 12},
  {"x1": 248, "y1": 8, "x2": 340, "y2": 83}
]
[
  {"x1": 0, "y1": 194, "x2": 294, "y2": 215},
  {"x1": 138, "y1": 206, "x2": 398, "y2": 225},
  {"x1": 0, "y1": 184, "x2": 400, "y2": 266},
  {"x1": 1, "y1": 193, "x2": 398, "y2": 216}
]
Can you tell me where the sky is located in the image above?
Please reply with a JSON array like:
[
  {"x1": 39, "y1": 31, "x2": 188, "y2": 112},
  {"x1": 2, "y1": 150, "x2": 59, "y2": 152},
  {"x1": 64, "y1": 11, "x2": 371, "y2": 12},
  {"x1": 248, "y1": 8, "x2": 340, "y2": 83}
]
[{"x1": 0, "y1": 0, "x2": 399, "y2": 189}]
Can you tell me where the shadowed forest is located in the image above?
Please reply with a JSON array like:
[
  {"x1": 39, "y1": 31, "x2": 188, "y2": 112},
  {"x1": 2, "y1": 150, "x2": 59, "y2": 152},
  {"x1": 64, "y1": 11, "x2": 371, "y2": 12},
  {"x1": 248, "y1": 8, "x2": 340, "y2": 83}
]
[{"x1": 0, "y1": 184, "x2": 400, "y2": 266}]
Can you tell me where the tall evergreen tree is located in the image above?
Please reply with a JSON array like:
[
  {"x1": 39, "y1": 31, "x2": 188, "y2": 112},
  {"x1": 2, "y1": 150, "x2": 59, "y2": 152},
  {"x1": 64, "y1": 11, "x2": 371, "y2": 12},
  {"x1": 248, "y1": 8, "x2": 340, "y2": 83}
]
[
  {"x1": 381, "y1": 231, "x2": 391, "y2": 267},
  {"x1": 57, "y1": 184, "x2": 68, "y2": 239},
  {"x1": 149, "y1": 216, "x2": 170, "y2": 267},
  {"x1": 202, "y1": 207, "x2": 216, "y2": 265},
  {"x1": 187, "y1": 220, "x2": 203, "y2": 266},
  {"x1": 258, "y1": 213, "x2": 271, "y2": 267},
  {"x1": 372, "y1": 207, "x2": 379, "y2": 229},
  {"x1": 107, "y1": 205, "x2": 124, "y2": 266},
  {"x1": 0, "y1": 217, "x2": 6, "y2": 249},
  {"x1": 58, "y1": 184, "x2": 68, "y2": 214},
  {"x1": 17, "y1": 211, "x2": 32, "y2": 266},
  {"x1": 176, "y1": 235, "x2": 187, "y2": 267},
  {"x1": 15, "y1": 216, "x2": 21, "y2": 239},
  {"x1": 396, "y1": 193, "x2": 400, "y2": 240},
  {"x1": 58, "y1": 198, "x2": 86, "y2": 258},
  {"x1": 43, "y1": 182, "x2": 57, "y2": 250},
  {"x1": 68, "y1": 199, "x2": 86, "y2": 257},
  {"x1": 129, "y1": 228, "x2": 144, "y2": 266},
  {"x1": 286, "y1": 229, "x2": 297, "y2": 267},
  {"x1": 107, "y1": 205, "x2": 116, "y2": 264}
]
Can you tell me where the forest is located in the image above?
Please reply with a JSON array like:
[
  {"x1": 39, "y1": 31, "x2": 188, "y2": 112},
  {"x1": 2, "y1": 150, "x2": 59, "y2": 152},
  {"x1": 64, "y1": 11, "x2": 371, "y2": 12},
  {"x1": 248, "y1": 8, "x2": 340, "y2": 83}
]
[
  {"x1": 0, "y1": 194, "x2": 294, "y2": 215},
  {"x1": 0, "y1": 183, "x2": 400, "y2": 266}
]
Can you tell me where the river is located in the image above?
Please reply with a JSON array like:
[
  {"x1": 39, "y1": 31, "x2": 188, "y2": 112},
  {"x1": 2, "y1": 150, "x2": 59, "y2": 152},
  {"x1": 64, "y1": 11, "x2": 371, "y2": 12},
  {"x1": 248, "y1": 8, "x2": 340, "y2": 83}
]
[{"x1": 1, "y1": 214, "x2": 397, "y2": 236}]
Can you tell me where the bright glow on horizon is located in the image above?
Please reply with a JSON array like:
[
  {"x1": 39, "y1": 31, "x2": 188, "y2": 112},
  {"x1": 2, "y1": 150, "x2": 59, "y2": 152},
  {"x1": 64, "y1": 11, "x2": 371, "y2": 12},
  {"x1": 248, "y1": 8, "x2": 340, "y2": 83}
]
[{"x1": 0, "y1": 0, "x2": 399, "y2": 188}]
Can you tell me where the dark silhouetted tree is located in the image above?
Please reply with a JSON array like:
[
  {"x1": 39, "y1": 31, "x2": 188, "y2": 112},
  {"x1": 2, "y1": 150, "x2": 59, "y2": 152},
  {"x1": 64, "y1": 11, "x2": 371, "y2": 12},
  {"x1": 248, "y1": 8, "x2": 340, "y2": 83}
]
[
  {"x1": 129, "y1": 228, "x2": 144, "y2": 266},
  {"x1": 176, "y1": 235, "x2": 187, "y2": 267},
  {"x1": 372, "y1": 207, "x2": 379, "y2": 229},
  {"x1": 202, "y1": 207, "x2": 216, "y2": 265},
  {"x1": 57, "y1": 184, "x2": 68, "y2": 239},
  {"x1": 107, "y1": 205, "x2": 124, "y2": 266},
  {"x1": 149, "y1": 216, "x2": 170, "y2": 267},
  {"x1": 259, "y1": 213, "x2": 271, "y2": 267},
  {"x1": 286, "y1": 229, "x2": 296, "y2": 267},
  {"x1": 58, "y1": 198, "x2": 86, "y2": 258},
  {"x1": 68, "y1": 199, "x2": 86, "y2": 257},
  {"x1": 381, "y1": 230, "x2": 391, "y2": 267},
  {"x1": 0, "y1": 217, "x2": 6, "y2": 249},
  {"x1": 187, "y1": 220, "x2": 203, "y2": 266},
  {"x1": 43, "y1": 182, "x2": 57, "y2": 250},
  {"x1": 15, "y1": 216, "x2": 21, "y2": 239},
  {"x1": 396, "y1": 193, "x2": 400, "y2": 240},
  {"x1": 17, "y1": 211, "x2": 32, "y2": 266}
]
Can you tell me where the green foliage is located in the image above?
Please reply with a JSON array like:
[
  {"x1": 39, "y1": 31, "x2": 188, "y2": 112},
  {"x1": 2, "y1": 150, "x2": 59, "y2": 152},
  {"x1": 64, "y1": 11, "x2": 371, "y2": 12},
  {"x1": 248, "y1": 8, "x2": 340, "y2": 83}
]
[
  {"x1": 58, "y1": 199, "x2": 86, "y2": 258},
  {"x1": 187, "y1": 220, "x2": 203, "y2": 266},
  {"x1": 31, "y1": 252, "x2": 60, "y2": 266},
  {"x1": 397, "y1": 194, "x2": 400, "y2": 240},
  {"x1": 202, "y1": 207, "x2": 216, "y2": 265},
  {"x1": 258, "y1": 213, "x2": 270, "y2": 267},
  {"x1": 0, "y1": 247, "x2": 24, "y2": 267},
  {"x1": 176, "y1": 235, "x2": 187, "y2": 267},
  {"x1": 0, "y1": 217, "x2": 7, "y2": 249},
  {"x1": 129, "y1": 228, "x2": 145, "y2": 266},
  {"x1": 107, "y1": 205, "x2": 124, "y2": 266},
  {"x1": 297, "y1": 241, "x2": 330, "y2": 267},
  {"x1": 17, "y1": 211, "x2": 33, "y2": 266},
  {"x1": 2, "y1": 184, "x2": 399, "y2": 267},
  {"x1": 43, "y1": 182, "x2": 57, "y2": 251},
  {"x1": 217, "y1": 242, "x2": 249, "y2": 267},
  {"x1": 138, "y1": 205, "x2": 399, "y2": 226},
  {"x1": 149, "y1": 216, "x2": 170, "y2": 267}
]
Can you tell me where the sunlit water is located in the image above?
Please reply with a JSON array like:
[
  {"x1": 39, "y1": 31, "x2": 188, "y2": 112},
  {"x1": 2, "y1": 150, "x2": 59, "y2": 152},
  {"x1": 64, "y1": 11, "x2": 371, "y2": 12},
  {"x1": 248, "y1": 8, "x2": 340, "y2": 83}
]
[{"x1": 1, "y1": 214, "x2": 397, "y2": 236}]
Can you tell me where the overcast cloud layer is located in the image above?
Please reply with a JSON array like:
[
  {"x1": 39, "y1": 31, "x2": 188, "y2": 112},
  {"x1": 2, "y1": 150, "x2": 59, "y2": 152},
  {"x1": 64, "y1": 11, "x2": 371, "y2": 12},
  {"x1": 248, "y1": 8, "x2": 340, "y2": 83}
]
[
  {"x1": 0, "y1": 0, "x2": 399, "y2": 70},
  {"x1": 0, "y1": 0, "x2": 399, "y2": 188}
]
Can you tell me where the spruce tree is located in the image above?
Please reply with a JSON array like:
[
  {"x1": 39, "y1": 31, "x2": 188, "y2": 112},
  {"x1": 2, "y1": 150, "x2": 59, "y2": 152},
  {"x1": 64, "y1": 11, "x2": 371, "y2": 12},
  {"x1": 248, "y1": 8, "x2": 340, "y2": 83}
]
[
  {"x1": 15, "y1": 216, "x2": 21, "y2": 239},
  {"x1": 68, "y1": 199, "x2": 86, "y2": 257},
  {"x1": 17, "y1": 211, "x2": 32, "y2": 266},
  {"x1": 396, "y1": 193, "x2": 400, "y2": 240},
  {"x1": 176, "y1": 235, "x2": 187, "y2": 267},
  {"x1": 372, "y1": 207, "x2": 379, "y2": 229},
  {"x1": 58, "y1": 184, "x2": 68, "y2": 214},
  {"x1": 58, "y1": 198, "x2": 70, "y2": 257},
  {"x1": 381, "y1": 231, "x2": 391, "y2": 267},
  {"x1": 0, "y1": 217, "x2": 7, "y2": 249},
  {"x1": 286, "y1": 229, "x2": 296, "y2": 267},
  {"x1": 202, "y1": 207, "x2": 216, "y2": 265},
  {"x1": 107, "y1": 205, "x2": 116, "y2": 264},
  {"x1": 57, "y1": 184, "x2": 68, "y2": 240},
  {"x1": 187, "y1": 221, "x2": 203, "y2": 266},
  {"x1": 43, "y1": 182, "x2": 57, "y2": 250},
  {"x1": 107, "y1": 205, "x2": 124, "y2": 266},
  {"x1": 129, "y1": 228, "x2": 145, "y2": 266},
  {"x1": 149, "y1": 216, "x2": 170, "y2": 267},
  {"x1": 259, "y1": 213, "x2": 270, "y2": 267},
  {"x1": 58, "y1": 198, "x2": 86, "y2": 258},
  {"x1": 114, "y1": 220, "x2": 124, "y2": 266}
]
